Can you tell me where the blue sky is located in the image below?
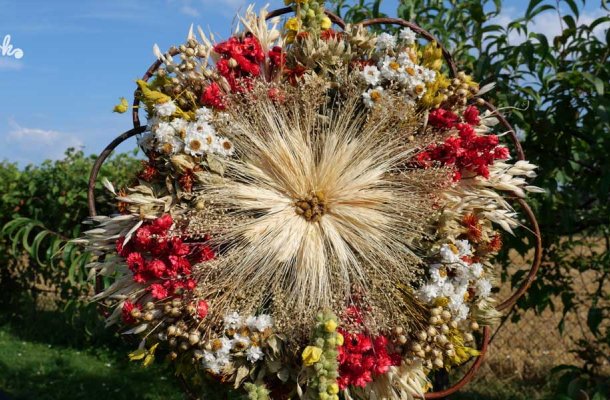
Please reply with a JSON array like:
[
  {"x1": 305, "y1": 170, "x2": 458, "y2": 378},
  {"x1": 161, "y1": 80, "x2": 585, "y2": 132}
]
[{"x1": 0, "y1": 0, "x2": 604, "y2": 165}]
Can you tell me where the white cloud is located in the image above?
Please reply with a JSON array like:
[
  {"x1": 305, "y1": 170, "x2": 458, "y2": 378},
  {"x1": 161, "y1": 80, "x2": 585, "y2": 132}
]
[
  {"x1": 4, "y1": 119, "x2": 84, "y2": 163},
  {"x1": 0, "y1": 58, "x2": 23, "y2": 71},
  {"x1": 180, "y1": 4, "x2": 200, "y2": 17},
  {"x1": 169, "y1": 0, "x2": 283, "y2": 18},
  {"x1": 492, "y1": 7, "x2": 609, "y2": 45}
]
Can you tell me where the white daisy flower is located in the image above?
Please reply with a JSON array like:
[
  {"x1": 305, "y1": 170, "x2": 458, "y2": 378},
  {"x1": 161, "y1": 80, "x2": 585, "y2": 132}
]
[
  {"x1": 224, "y1": 312, "x2": 242, "y2": 329},
  {"x1": 170, "y1": 118, "x2": 188, "y2": 139},
  {"x1": 245, "y1": 346, "x2": 265, "y2": 363},
  {"x1": 417, "y1": 284, "x2": 439, "y2": 303},
  {"x1": 454, "y1": 303, "x2": 470, "y2": 321},
  {"x1": 410, "y1": 81, "x2": 427, "y2": 99},
  {"x1": 245, "y1": 316, "x2": 257, "y2": 330},
  {"x1": 439, "y1": 281, "x2": 456, "y2": 297},
  {"x1": 429, "y1": 264, "x2": 448, "y2": 283},
  {"x1": 361, "y1": 65, "x2": 381, "y2": 86},
  {"x1": 440, "y1": 244, "x2": 460, "y2": 264},
  {"x1": 232, "y1": 333, "x2": 251, "y2": 349},
  {"x1": 476, "y1": 278, "x2": 493, "y2": 298},
  {"x1": 155, "y1": 134, "x2": 183, "y2": 155},
  {"x1": 455, "y1": 240, "x2": 472, "y2": 257},
  {"x1": 153, "y1": 121, "x2": 174, "y2": 140},
  {"x1": 470, "y1": 263, "x2": 484, "y2": 278},
  {"x1": 216, "y1": 353, "x2": 232, "y2": 367},
  {"x1": 137, "y1": 131, "x2": 155, "y2": 152},
  {"x1": 196, "y1": 107, "x2": 213, "y2": 122},
  {"x1": 215, "y1": 137, "x2": 235, "y2": 156},
  {"x1": 379, "y1": 55, "x2": 402, "y2": 80},
  {"x1": 154, "y1": 100, "x2": 176, "y2": 117},
  {"x1": 201, "y1": 133, "x2": 217, "y2": 153},
  {"x1": 448, "y1": 291, "x2": 465, "y2": 310},
  {"x1": 146, "y1": 116, "x2": 161, "y2": 131},
  {"x1": 217, "y1": 337, "x2": 233, "y2": 355},
  {"x1": 376, "y1": 32, "x2": 397, "y2": 51},
  {"x1": 362, "y1": 86, "x2": 384, "y2": 108},
  {"x1": 202, "y1": 350, "x2": 216, "y2": 364},
  {"x1": 422, "y1": 68, "x2": 437, "y2": 83},
  {"x1": 184, "y1": 131, "x2": 207, "y2": 156},
  {"x1": 399, "y1": 27, "x2": 417, "y2": 45},
  {"x1": 254, "y1": 315, "x2": 273, "y2": 332},
  {"x1": 397, "y1": 52, "x2": 412, "y2": 65}
]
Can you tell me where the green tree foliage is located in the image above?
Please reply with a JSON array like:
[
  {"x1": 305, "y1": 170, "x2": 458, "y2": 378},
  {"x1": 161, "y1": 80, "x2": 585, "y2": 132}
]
[
  {"x1": 330, "y1": 0, "x2": 610, "y2": 396},
  {"x1": 0, "y1": 149, "x2": 141, "y2": 344}
]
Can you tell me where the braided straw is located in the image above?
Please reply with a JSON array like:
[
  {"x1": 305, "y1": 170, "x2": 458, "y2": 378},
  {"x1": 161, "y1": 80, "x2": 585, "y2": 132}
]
[{"x1": 87, "y1": 8, "x2": 541, "y2": 396}]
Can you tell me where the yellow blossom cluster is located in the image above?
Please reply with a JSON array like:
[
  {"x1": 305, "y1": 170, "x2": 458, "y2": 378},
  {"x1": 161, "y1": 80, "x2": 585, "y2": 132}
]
[
  {"x1": 302, "y1": 311, "x2": 342, "y2": 400},
  {"x1": 284, "y1": 0, "x2": 332, "y2": 43}
]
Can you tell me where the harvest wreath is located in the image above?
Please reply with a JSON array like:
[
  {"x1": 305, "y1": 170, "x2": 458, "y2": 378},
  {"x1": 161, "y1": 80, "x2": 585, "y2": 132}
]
[{"x1": 84, "y1": 3, "x2": 542, "y2": 399}]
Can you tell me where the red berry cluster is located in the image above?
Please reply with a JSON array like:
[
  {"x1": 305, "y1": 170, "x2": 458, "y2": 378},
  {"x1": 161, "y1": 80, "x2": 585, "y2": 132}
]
[
  {"x1": 116, "y1": 214, "x2": 215, "y2": 300},
  {"x1": 337, "y1": 329, "x2": 401, "y2": 389},
  {"x1": 417, "y1": 106, "x2": 509, "y2": 180}
]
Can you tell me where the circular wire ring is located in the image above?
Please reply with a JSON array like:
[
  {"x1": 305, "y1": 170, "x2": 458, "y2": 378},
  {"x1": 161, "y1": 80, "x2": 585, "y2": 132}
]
[{"x1": 87, "y1": 8, "x2": 541, "y2": 396}]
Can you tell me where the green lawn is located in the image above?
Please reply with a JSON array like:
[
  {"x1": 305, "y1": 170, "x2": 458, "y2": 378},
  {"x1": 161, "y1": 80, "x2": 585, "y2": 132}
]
[{"x1": 0, "y1": 299, "x2": 186, "y2": 400}]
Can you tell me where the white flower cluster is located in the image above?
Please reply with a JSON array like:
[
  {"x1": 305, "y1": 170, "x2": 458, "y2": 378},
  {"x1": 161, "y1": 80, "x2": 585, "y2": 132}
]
[
  {"x1": 201, "y1": 312, "x2": 273, "y2": 374},
  {"x1": 417, "y1": 240, "x2": 493, "y2": 321},
  {"x1": 138, "y1": 106, "x2": 235, "y2": 157},
  {"x1": 362, "y1": 29, "x2": 436, "y2": 108},
  {"x1": 375, "y1": 28, "x2": 416, "y2": 52}
]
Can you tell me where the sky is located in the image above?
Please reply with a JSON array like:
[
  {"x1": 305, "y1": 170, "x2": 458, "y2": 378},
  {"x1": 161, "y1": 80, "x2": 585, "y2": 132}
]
[{"x1": 0, "y1": 0, "x2": 606, "y2": 165}]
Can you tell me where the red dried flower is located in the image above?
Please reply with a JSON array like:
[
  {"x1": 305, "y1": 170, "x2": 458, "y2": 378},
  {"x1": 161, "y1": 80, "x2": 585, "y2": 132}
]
[
  {"x1": 428, "y1": 108, "x2": 458, "y2": 129},
  {"x1": 178, "y1": 169, "x2": 194, "y2": 193},
  {"x1": 147, "y1": 259, "x2": 167, "y2": 278},
  {"x1": 150, "y1": 283, "x2": 169, "y2": 299},
  {"x1": 213, "y1": 33, "x2": 265, "y2": 93},
  {"x1": 285, "y1": 65, "x2": 307, "y2": 85},
  {"x1": 137, "y1": 160, "x2": 158, "y2": 182},
  {"x1": 121, "y1": 300, "x2": 142, "y2": 325},
  {"x1": 337, "y1": 328, "x2": 401, "y2": 390},
  {"x1": 462, "y1": 213, "x2": 482, "y2": 242},
  {"x1": 417, "y1": 107, "x2": 509, "y2": 180},
  {"x1": 268, "y1": 46, "x2": 285, "y2": 69},
  {"x1": 134, "y1": 226, "x2": 153, "y2": 249},
  {"x1": 201, "y1": 82, "x2": 226, "y2": 110},
  {"x1": 197, "y1": 300, "x2": 209, "y2": 319},
  {"x1": 463, "y1": 105, "x2": 481, "y2": 125},
  {"x1": 126, "y1": 252, "x2": 145, "y2": 273},
  {"x1": 488, "y1": 233, "x2": 503, "y2": 252},
  {"x1": 152, "y1": 214, "x2": 173, "y2": 233},
  {"x1": 321, "y1": 29, "x2": 341, "y2": 41},
  {"x1": 194, "y1": 245, "x2": 216, "y2": 263}
]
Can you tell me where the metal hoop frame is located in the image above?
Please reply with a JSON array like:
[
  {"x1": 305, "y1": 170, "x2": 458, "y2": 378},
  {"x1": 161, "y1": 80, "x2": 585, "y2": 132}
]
[{"x1": 87, "y1": 8, "x2": 542, "y2": 397}]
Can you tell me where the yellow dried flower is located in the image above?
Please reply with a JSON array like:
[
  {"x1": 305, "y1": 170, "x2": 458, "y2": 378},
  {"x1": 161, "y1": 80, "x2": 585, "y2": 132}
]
[
  {"x1": 302, "y1": 345, "x2": 323, "y2": 366},
  {"x1": 324, "y1": 319, "x2": 337, "y2": 333},
  {"x1": 320, "y1": 16, "x2": 332, "y2": 30},
  {"x1": 422, "y1": 42, "x2": 444, "y2": 71},
  {"x1": 327, "y1": 383, "x2": 339, "y2": 395},
  {"x1": 113, "y1": 97, "x2": 129, "y2": 114},
  {"x1": 285, "y1": 17, "x2": 300, "y2": 32},
  {"x1": 336, "y1": 332, "x2": 344, "y2": 346}
]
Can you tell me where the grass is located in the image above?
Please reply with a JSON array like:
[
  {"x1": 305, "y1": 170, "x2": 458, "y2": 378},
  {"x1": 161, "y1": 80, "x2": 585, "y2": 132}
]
[
  {"x1": 0, "y1": 327, "x2": 184, "y2": 400},
  {"x1": 0, "y1": 297, "x2": 186, "y2": 400}
]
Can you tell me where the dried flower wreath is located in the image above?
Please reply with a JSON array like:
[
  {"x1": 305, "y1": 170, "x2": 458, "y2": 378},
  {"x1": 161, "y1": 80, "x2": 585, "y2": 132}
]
[{"x1": 85, "y1": 2, "x2": 542, "y2": 399}]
